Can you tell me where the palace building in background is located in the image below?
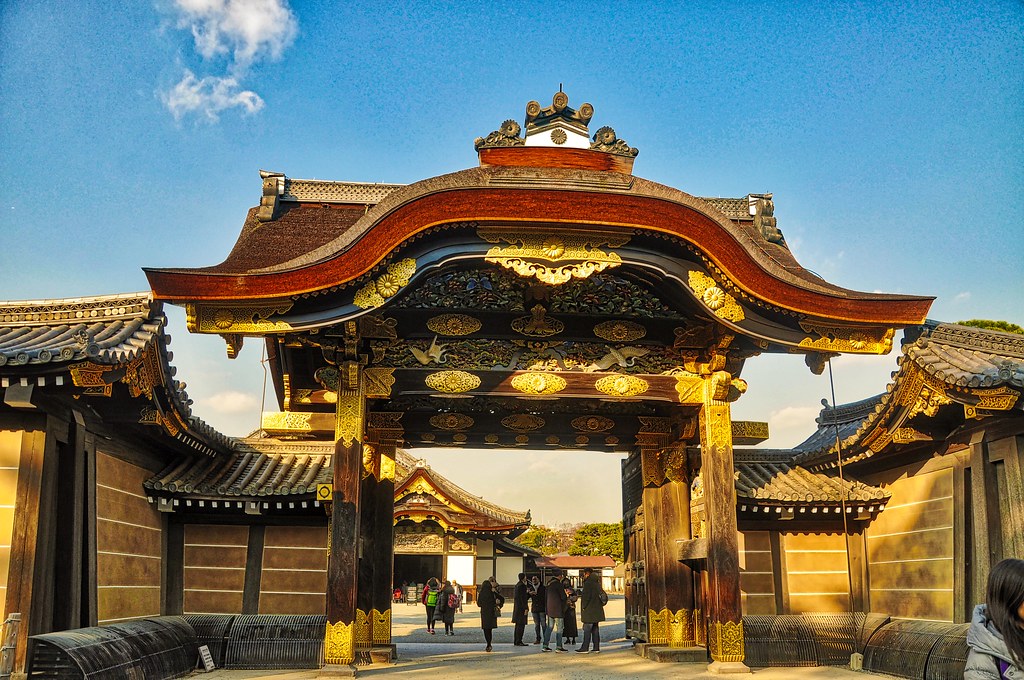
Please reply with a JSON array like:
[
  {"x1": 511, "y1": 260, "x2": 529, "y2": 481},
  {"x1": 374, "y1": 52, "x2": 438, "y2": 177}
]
[{"x1": 0, "y1": 92, "x2": 1020, "y2": 674}]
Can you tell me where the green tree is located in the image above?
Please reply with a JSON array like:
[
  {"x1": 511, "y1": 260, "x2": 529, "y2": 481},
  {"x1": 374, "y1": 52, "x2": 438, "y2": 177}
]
[
  {"x1": 957, "y1": 319, "x2": 1024, "y2": 335},
  {"x1": 568, "y1": 522, "x2": 623, "y2": 562},
  {"x1": 517, "y1": 525, "x2": 563, "y2": 556}
]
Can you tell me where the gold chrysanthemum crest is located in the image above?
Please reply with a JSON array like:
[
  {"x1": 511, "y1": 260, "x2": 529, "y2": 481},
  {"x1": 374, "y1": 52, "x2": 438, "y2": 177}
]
[
  {"x1": 511, "y1": 372, "x2": 566, "y2": 395},
  {"x1": 593, "y1": 320, "x2": 647, "y2": 342},
  {"x1": 595, "y1": 374, "x2": 649, "y2": 397},
  {"x1": 354, "y1": 258, "x2": 417, "y2": 309},
  {"x1": 425, "y1": 370, "x2": 480, "y2": 393},
  {"x1": 427, "y1": 313, "x2": 482, "y2": 336},
  {"x1": 687, "y1": 271, "x2": 744, "y2": 322}
]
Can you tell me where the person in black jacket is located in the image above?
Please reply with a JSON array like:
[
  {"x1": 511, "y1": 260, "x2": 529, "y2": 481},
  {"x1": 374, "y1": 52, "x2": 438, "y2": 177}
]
[
  {"x1": 576, "y1": 567, "x2": 607, "y2": 654},
  {"x1": 528, "y1": 575, "x2": 545, "y2": 644},
  {"x1": 511, "y1": 573, "x2": 531, "y2": 646},
  {"x1": 477, "y1": 578, "x2": 504, "y2": 652}
]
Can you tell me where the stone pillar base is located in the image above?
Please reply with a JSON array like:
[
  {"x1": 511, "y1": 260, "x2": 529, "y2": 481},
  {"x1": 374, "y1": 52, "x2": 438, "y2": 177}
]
[
  {"x1": 319, "y1": 663, "x2": 358, "y2": 677},
  {"x1": 708, "y1": 660, "x2": 751, "y2": 674}
]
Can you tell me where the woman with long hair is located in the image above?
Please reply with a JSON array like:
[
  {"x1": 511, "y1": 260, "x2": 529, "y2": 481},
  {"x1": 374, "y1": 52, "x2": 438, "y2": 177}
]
[
  {"x1": 966, "y1": 558, "x2": 1024, "y2": 679},
  {"x1": 421, "y1": 577, "x2": 441, "y2": 635},
  {"x1": 477, "y1": 578, "x2": 504, "y2": 652}
]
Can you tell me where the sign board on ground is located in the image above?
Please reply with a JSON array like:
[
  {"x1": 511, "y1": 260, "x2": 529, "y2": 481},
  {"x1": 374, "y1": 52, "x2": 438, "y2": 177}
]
[{"x1": 196, "y1": 645, "x2": 215, "y2": 672}]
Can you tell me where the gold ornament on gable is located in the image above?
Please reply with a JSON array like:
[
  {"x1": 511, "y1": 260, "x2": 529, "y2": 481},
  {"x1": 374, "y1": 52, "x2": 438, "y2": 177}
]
[
  {"x1": 429, "y1": 413, "x2": 475, "y2": 431},
  {"x1": 512, "y1": 305, "x2": 564, "y2": 337},
  {"x1": 798, "y1": 322, "x2": 894, "y2": 355},
  {"x1": 364, "y1": 367, "x2": 396, "y2": 398},
  {"x1": 595, "y1": 374, "x2": 649, "y2": 397},
  {"x1": 187, "y1": 301, "x2": 294, "y2": 333},
  {"x1": 353, "y1": 258, "x2": 417, "y2": 309},
  {"x1": 593, "y1": 320, "x2": 647, "y2": 342},
  {"x1": 425, "y1": 371, "x2": 481, "y2": 394},
  {"x1": 510, "y1": 372, "x2": 566, "y2": 395},
  {"x1": 501, "y1": 413, "x2": 546, "y2": 432},
  {"x1": 427, "y1": 313, "x2": 482, "y2": 336},
  {"x1": 479, "y1": 228, "x2": 630, "y2": 285},
  {"x1": 571, "y1": 415, "x2": 615, "y2": 432},
  {"x1": 687, "y1": 271, "x2": 744, "y2": 322}
]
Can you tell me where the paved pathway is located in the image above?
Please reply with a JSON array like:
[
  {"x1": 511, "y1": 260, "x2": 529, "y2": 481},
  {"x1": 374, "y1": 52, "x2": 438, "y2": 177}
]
[{"x1": 200, "y1": 596, "x2": 863, "y2": 678}]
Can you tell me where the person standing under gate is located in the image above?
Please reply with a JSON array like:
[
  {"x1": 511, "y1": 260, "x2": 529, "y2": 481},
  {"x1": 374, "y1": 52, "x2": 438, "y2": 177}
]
[
  {"x1": 477, "y1": 578, "x2": 503, "y2": 652},
  {"x1": 966, "y1": 558, "x2": 1024, "y2": 679},
  {"x1": 528, "y1": 575, "x2": 545, "y2": 644},
  {"x1": 452, "y1": 579, "x2": 465, "y2": 613},
  {"x1": 422, "y1": 577, "x2": 441, "y2": 635},
  {"x1": 576, "y1": 567, "x2": 607, "y2": 654},
  {"x1": 512, "y1": 573, "x2": 530, "y2": 646},
  {"x1": 436, "y1": 579, "x2": 458, "y2": 636},
  {"x1": 542, "y1": 570, "x2": 568, "y2": 652}
]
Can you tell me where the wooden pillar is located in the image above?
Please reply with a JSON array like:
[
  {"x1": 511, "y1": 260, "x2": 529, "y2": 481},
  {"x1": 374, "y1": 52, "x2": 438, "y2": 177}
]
[
  {"x1": 368, "y1": 413, "x2": 401, "y2": 651},
  {"x1": 700, "y1": 371, "x2": 749, "y2": 673},
  {"x1": 661, "y1": 455, "x2": 696, "y2": 647},
  {"x1": 640, "y1": 449, "x2": 666, "y2": 645},
  {"x1": 325, "y1": 361, "x2": 365, "y2": 668},
  {"x1": 355, "y1": 453, "x2": 375, "y2": 653},
  {"x1": 968, "y1": 432, "x2": 999, "y2": 608}
]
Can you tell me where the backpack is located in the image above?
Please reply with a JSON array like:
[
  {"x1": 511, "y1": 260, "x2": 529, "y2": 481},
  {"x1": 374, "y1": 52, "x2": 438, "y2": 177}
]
[
  {"x1": 448, "y1": 592, "x2": 460, "y2": 609},
  {"x1": 598, "y1": 589, "x2": 608, "y2": 606},
  {"x1": 426, "y1": 589, "x2": 438, "y2": 606}
]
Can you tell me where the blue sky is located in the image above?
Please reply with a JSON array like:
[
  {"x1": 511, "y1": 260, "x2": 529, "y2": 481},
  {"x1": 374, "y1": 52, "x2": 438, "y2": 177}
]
[{"x1": 2, "y1": 1, "x2": 1022, "y2": 523}]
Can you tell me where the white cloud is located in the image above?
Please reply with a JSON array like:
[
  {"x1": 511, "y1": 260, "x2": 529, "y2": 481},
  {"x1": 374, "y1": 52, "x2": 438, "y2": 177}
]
[
  {"x1": 163, "y1": 70, "x2": 264, "y2": 121},
  {"x1": 162, "y1": 0, "x2": 296, "y2": 122},
  {"x1": 954, "y1": 291, "x2": 972, "y2": 302},
  {"x1": 197, "y1": 389, "x2": 260, "y2": 414},
  {"x1": 172, "y1": 0, "x2": 297, "y2": 70}
]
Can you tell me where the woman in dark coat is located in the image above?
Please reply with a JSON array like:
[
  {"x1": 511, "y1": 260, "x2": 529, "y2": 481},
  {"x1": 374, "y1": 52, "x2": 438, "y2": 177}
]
[
  {"x1": 576, "y1": 567, "x2": 606, "y2": 653},
  {"x1": 511, "y1": 573, "x2": 531, "y2": 646},
  {"x1": 561, "y1": 575, "x2": 579, "y2": 645},
  {"x1": 435, "y1": 580, "x2": 457, "y2": 636},
  {"x1": 477, "y1": 579, "x2": 504, "y2": 652}
]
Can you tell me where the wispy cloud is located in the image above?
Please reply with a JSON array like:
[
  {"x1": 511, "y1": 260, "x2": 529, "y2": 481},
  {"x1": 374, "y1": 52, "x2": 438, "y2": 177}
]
[
  {"x1": 954, "y1": 291, "x2": 971, "y2": 302},
  {"x1": 196, "y1": 389, "x2": 260, "y2": 414},
  {"x1": 163, "y1": 70, "x2": 263, "y2": 121},
  {"x1": 162, "y1": 0, "x2": 297, "y2": 122}
]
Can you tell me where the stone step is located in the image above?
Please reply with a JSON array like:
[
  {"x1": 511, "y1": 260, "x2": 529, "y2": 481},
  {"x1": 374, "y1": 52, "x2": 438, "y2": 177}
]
[{"x1": 644, "y1": 645, "x2": 708, "y2": 663}]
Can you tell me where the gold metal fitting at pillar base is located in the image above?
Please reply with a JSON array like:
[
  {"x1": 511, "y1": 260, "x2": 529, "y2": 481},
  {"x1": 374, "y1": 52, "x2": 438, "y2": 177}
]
[
  {"x1": 372, "y1": 608, "x2": 392, "y2": 645},
  {"x1": 324, "y1": 620, "x2": 355, "y2": 665},
  {"x1": 709, "y1": 620, "x2": 745, "y2": 663},
  {"x1": 355, "y1": 609, "x2": 372, "y2": 648},
  {"x1": 648, "y1": 608, "x2": 695, "y2": 647}
]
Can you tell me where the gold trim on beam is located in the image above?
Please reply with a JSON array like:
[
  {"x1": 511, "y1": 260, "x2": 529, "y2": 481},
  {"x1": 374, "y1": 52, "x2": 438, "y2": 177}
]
[
  {"x1": 595, "y1": 374, "x2": 649, "y2": 397},
  {"x1": 797, "y1": 322, "x2": 894, "y2": 355},
  {"x1": 479, "y1": 227, "x2": 630, "y2": 285},
  {"x1": 510, "y1": 372, "x2": 566, "y2": 395},
  {"x1": 688, "y1": 271, "x2": 744, "y2": 322},
  {"x1": 186, "y1": 301, "x2": 294, "y2": 333},
  {"x1": 324, "y1": 620, "x2": 355, "y2": 665},
  {"x1": 425, "y1": 370, "x2": 481, "y2": 393}
]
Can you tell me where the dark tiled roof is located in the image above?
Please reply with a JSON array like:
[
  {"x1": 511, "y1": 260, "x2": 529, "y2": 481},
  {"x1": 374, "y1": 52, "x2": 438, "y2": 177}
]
[
  {"x1": 0, "y1": 293, "x2": 156, "y2": 366},
  {"x1": 200, "y1": 204, "x2": 367, "y2": 274},
  {"x1": 0, "y1": 292, "x2": 237, "y2": 456},
  {"x1": 146, "y1": 440, "x2": 531, "y2": 527},
  {"x1": 735, "y1": 459, "x2": 888, "y2": 504},
  {"x1": 535, "y1": 555, "x2": 616, "y2": 569},
  {"x1": 794, "y1": 322, "x2": 1024, "y2": 468}
]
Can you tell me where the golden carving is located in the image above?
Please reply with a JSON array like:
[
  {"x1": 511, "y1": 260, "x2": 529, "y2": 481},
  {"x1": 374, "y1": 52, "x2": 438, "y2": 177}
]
[
  {"x1": 353, "y1": 258, "x2": 417, "y2": 309},
  {"x1": 709, "y1": 620, "x2": 745, "y2": 663},
  {"x1": 641, "y1": 449, "x2": 663, "y2": 488},
  {"x1": 355, "y1": 609, "x2": 371, "y2": 649},
  {"x1": 187, "y1": 301, "x2": 293, "y2": 333},
  {"x1": 974, "y1": 386, "x2": 1020, "y2": 410},
  {"x1": 891, "y1": 427, "x2": 931, "y2": 444},
  {"x1": 501, "y1": 413, "x2": 546, "y2": 431},
  {"x1": 425, "y1": 370, "x2": 480, "y2": 393},
  {"x1": 324, "y1": 620, "x2": 355, "y2": 665},
  {"x1": 593, "y1": 320, "x2": 647, "y2": 342},
  {"x1": 798, "y1": 322, "x2": 894, "y2": 355},
  {"x1": 409, "y1": 336, "x2": 447, "y2": 365},
  {"x1": 583, "y1": 346, "x2": 650, "y2": 372},
  {"x1": 731, "y1": 420, "x2": 769, "y2": 441},
  {"x1": 484, "y1": 434, "x2": 499, "y2": 444},
  {"x1": 380, "y1": 453, "x2": 396, "y2": 481},
  {"x1": 516, "y1": 434, "x2": 531, "y2": 444},
  {"x1": 335, "y1": 370, "x2": 365, "y2": 448},
  {"x1": 69, "y1": 346, "x2": 164, "y2": 400},
  {"x1": 674, "y1": 373, "x2": 704, "y2": 405},
  {"x1": 595, "y1": 374, "x2": 649, "y2": 397},
  {"x1": 479, "y1": 228, "x2": 630, "y2": 285},
  {"x1": 907, "y1": 385, "x2": 952, "y2": 418},
  {"x1": 372, "y1": 609, "x2": 391, "y2": 645},
  {"x1": 364, "y1": 368, "x2": 396, "y2": 398},
  {"x1": 511, "y1": 304, "x2": 564, "y2": 337},
  {"x1": 362, "y1": 443, "x2": 377, "y2": 479},
  {"x1": 511, "y1": 372, "x2": 566, "y2": 395},
  {"x1": 427, "y1": 313, "x2": 482, "y2": 336},
  {"x1": 648, "y1": 608, "x2": 669, "y2": 645},
  {"x1": 664, "y1": 447, "x2": 688, "y2": 484},
  {"x1": 687, "y1": 271, "x2": 744, "y2": 322},
  {"x1": 430, "y1": 413, "x2": 475, "y2": 430},
  {"x1": 571, "y1": 415, "x2": 614, "y2": 432},
  {"x1": 262, "y1": 411, "x2": 314, "y2": 432}
]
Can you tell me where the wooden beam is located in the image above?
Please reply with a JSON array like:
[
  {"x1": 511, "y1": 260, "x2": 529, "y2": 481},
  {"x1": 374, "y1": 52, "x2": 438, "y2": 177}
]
[{"x1": 243, "y1": 525, "x2": 265, "y2": 614}]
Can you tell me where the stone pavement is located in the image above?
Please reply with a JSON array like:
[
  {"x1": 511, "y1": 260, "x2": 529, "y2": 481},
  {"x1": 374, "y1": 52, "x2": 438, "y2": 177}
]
[{"x1": 197, "y1": 596, "x2": 864, "y2": 678}]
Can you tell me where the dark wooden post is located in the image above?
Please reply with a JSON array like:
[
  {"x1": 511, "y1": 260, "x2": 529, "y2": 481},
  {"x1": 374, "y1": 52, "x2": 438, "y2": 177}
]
[
  {"x1": 700, "y1": 371, "x2": 749, "y2": 673},
  {"x1": 324, "y1": 361, "x2": 365, "y2": 668},
  {"x1": 368, "y1": 412, "x2": 402, "y2": 653},
  {"x1": 636, "y1": 417, "x2": 670, "y2": 645},
  {"x1": 661, "y1": 444, "x2": 696, "y2": 647}
]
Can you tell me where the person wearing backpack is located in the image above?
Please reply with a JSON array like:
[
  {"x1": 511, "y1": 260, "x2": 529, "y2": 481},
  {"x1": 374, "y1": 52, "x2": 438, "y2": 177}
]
[
  {"x1": 421, "y1": 577, "x2": 441, "y2": 635},
  {"x1": 576, "y1": 567, "x2": 606, "y2": 654},
  {"x1": 436, "y1": 579, "x2": 458, "y2": 636}
]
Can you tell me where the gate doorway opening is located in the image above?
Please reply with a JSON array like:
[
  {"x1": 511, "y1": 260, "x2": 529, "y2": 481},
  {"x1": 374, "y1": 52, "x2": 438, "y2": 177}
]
[{"x1": 394, "y1": 554, "x2": 443, "y2": 591}]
